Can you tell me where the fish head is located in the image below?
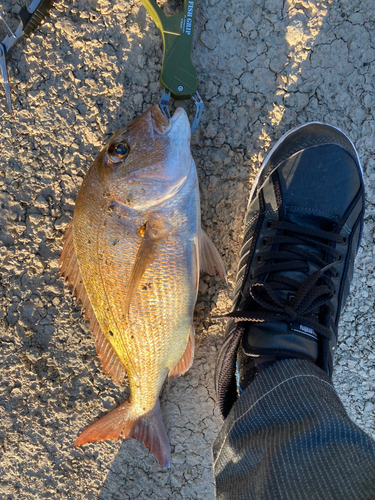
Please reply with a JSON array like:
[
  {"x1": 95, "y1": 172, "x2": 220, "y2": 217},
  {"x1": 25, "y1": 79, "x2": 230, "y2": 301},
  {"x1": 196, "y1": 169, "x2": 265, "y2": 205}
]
[{"x1": 98, "y1": 105, "x2": 193, "y2": 210}]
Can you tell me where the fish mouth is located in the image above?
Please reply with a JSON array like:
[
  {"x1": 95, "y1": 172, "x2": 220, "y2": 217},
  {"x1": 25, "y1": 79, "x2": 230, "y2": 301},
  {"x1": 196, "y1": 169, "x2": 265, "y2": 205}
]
[
  {"x1": 151, "y1": 105, "x2": 190, "y2": 138},
  {"x1": 151, "y1": 105, "x2": 170, "y2": 133},
  {"x1": 168, "y1": 107, "x2": 188, "y2": 127},
  {"x1": 163, "y1": 107, "x2": 191, "y2": 143}
]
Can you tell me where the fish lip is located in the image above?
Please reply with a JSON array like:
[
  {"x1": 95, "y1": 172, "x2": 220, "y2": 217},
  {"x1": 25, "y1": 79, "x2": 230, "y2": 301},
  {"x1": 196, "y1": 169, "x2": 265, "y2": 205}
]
[
  {"x1": 151, "y1": 105, "x2": 170, "y2": 134},
  {"x1": 162, "y1": 107, "x2": 190, "y2": 142},
  {"x1": 152, "y1": 106, "x2": 189, "y2": 136},
  {"x1": 167, "y1": 107, "x2": 187, "y2": 129}
]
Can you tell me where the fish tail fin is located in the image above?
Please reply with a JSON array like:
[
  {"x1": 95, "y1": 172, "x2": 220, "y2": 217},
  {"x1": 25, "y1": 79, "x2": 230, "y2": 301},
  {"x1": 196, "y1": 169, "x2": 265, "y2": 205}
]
[{"x1": 74, "y1": 399, "x2": 171, "y2": 469}]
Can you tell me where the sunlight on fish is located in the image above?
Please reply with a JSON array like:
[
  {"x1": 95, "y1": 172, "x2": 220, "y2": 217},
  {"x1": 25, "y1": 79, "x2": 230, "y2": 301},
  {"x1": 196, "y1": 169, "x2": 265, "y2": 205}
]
[{"x1": 59, "y1": 105, "x2": 226, "y2": 468}]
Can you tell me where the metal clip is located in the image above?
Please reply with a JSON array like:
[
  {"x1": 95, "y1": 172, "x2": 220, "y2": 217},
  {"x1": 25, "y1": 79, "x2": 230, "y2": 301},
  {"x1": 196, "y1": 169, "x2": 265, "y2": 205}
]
[
  {"x1": 0, "y1": 11, "x2": 16, "y2": 38},
  {"x1": 159, "y1": 88, "x2": 203, "y2": 133},
  {"x1": 159, "y1": 88, "x2": 171, "y2": 120},
  {"x1": 0, "y1": 0, "x2": 54, "y2": 113},
  {"x1": 0, "y1": 44, "x2": 11, "y2": 112},
  {"x1": 190, "y1": 91, "x2": 203, "y2": 133}
]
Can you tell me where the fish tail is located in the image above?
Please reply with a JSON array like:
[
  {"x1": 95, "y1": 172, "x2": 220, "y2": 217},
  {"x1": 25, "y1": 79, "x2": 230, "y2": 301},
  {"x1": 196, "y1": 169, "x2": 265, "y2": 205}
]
[{"x1": 74, "y1": 399, "x2": 171, "y2": 469}]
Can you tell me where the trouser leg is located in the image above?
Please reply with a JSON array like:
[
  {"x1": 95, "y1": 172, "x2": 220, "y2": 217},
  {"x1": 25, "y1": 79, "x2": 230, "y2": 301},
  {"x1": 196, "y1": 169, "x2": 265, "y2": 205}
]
[{"x1": 213, "y1": 359, "x2": 375, "y2": 500}]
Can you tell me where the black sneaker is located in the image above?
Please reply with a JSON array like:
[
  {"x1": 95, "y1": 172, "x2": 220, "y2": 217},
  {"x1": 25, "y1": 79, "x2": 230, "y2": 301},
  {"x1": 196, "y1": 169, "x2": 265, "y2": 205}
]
[{"x1": 215, "y1": 122, "x2": 365, "y2": 418}]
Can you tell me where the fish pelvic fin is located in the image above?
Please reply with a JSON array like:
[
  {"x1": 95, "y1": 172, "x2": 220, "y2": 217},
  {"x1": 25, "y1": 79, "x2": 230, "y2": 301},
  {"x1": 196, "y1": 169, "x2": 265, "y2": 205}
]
[
  {"x1": 199, "y1": 229, "x2": 227, "y2": 282},
  {"x1": 124, "y1": 216, "x2": 172, "y2": 319},
  {"x1": 75, "y1": 399, "x2": 171, "y2": 469},
  {"x1": 59, "y1": 220, "x2": 127, "y2": 386},
  {"x1": 169, "y1": 325, "x2": 195, "y2": 380}
]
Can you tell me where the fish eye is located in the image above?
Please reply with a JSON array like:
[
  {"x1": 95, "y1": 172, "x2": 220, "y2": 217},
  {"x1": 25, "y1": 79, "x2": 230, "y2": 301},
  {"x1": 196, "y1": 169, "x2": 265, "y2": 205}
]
[{"x1": 105, "y1": 141, "x2": 130, "y2": 165}]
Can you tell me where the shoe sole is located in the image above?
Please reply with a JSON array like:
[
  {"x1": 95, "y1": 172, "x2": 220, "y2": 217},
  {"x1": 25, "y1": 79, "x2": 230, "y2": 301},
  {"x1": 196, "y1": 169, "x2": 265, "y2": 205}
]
[{"x1": 248, "y1": 122, "x2": 363, "y2": 208}]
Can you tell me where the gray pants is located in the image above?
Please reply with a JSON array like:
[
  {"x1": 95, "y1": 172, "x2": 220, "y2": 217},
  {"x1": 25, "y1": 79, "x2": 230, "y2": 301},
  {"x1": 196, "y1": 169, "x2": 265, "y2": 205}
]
[{"x1": 212, "y1": 359, "x2": 375, "y2": 499}]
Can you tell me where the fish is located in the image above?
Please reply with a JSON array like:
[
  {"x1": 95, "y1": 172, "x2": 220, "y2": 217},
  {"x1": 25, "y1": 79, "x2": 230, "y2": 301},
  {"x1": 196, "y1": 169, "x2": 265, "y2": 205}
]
[{"x1": 59, "y1": 104, "x2": 226, "y2": 468}]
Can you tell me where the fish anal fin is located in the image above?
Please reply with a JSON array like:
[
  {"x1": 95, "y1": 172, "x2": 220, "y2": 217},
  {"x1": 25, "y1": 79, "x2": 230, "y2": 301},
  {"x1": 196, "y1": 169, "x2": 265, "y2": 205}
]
[
  {"x1": 75, "y1": 399, "x2": 171, "y2": 469},
  {"x1": 200, "y1": 229, "x2": 227, "y2": 282},
  {"x1": 169, "y1": 325, "x2": 195, "y2": 380},
  {"x1": 59, "y1": 220, "x2": 127, "y2": 386}
]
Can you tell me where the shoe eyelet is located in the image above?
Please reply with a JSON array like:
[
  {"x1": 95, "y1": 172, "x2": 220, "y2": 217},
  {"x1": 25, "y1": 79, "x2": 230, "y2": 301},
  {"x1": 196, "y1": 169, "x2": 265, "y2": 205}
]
[
  {"x1": 262, "y1": 238, "x2": 268, "y2": 247},
  {"x1": 341, "y1": 236, "x2": 347, "y2": 245},
  {"x1": 250, "y1": 272, "x2": 255, "y2": 280},
  {"x1": 265, "y1": 220, "x2": 274, "y2": 230},
  {"x1": 337, "y1": 253, "x2": 342, "y2": 263},
  {"x1": 256, "y1": 254, "x2": 262, "y2": 263}
]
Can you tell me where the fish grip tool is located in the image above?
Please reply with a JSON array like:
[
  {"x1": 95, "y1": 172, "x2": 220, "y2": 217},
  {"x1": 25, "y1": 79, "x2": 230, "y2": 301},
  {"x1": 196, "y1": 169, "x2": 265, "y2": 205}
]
[
  {"x1": 140, "y1": 0, "x2": 203, "y2": 132},
  {"x1": 0, "y1": 0, "x2": 54, "y2": 113}
]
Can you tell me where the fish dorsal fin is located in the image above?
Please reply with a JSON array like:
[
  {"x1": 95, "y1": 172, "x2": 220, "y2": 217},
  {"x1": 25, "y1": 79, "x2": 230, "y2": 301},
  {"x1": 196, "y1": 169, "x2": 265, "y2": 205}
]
[
  {"x1": 168, "y1": 325, "x2": 195, "y2": 380},
  {"x1": 199, "y1": 229, "x2": 227, "y2": 281},
  {"x1": 59, "y1": 221, "x2": 127, "y2": 386}
]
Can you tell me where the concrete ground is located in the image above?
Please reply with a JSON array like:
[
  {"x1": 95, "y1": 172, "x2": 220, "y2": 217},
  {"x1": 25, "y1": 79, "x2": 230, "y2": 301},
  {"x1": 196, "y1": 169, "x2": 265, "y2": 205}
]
[{"x1": 0, "y1": 0, "x2": 374, "y2": 498}]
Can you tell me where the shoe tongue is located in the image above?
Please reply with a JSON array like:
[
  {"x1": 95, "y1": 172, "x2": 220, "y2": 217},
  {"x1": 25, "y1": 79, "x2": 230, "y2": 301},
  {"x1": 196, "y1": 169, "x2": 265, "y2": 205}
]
[
  {"x1": 268, "y1": 212, "x2": 335, "y2": 295},
  {"x1": 285, "y1": 212, "x2": 335, "y2": 232}
]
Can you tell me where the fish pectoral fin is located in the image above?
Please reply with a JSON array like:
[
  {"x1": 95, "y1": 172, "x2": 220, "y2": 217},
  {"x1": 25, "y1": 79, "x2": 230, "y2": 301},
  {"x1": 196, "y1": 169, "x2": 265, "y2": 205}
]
[
  {"x1": 75, "y1": 399, "x2": 171, "y2": 469},
  {"x1": 124, "y1": 216, "x2": 172, "y2": 318},
  {"x1": 169, "y1": 325, "x2": 195, "y2": 380},
  {"x1": 199, "y1": 229, "x2": 227, "y2": 282}
]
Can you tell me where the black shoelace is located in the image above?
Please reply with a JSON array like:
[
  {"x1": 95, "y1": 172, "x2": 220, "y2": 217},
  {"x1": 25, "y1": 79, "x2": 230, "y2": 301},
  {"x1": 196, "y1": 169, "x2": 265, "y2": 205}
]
[{"x1": 225, "y1": 220, "x2": 346, "y2": 341}]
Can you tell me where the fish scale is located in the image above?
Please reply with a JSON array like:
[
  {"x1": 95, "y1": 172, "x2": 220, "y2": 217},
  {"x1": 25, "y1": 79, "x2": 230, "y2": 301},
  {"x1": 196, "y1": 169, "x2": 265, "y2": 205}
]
[{"x1": 60, "y1": 104, "x2": 226, "y2": 468}]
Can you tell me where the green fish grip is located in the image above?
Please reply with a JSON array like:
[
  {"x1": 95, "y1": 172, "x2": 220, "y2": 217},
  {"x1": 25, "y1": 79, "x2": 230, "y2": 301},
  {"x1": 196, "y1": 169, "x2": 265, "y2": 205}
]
[
  {"x1": 19, "y1": 0, "x2": 54, "y2": 38},
  {"x1": 140, "y1": 0, "x2": 198, "y2": 99}
]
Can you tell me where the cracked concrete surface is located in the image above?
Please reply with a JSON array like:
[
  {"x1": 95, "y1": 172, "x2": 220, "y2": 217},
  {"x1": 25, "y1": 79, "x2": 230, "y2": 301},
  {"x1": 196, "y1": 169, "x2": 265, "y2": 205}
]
[{"x1": 1, "y1": 0, "x2": 375, "y2": 498}]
